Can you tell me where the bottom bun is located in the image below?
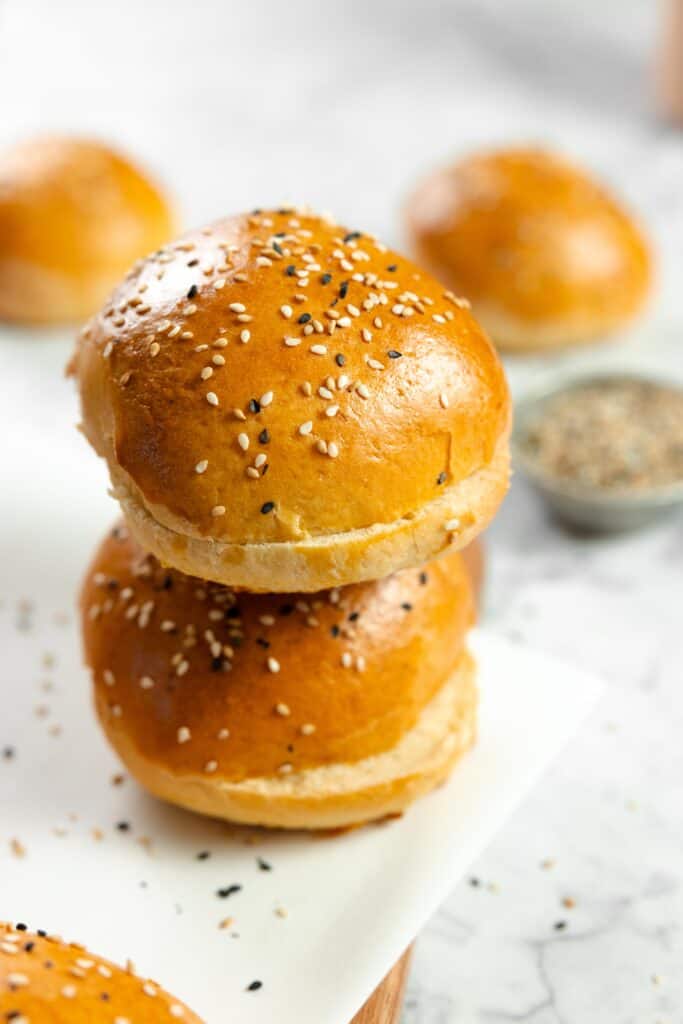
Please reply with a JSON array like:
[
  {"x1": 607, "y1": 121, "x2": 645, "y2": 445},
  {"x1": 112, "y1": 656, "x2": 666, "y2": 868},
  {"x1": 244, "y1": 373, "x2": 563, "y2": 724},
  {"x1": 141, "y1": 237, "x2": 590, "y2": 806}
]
[{"x1": 104, "y1": 651, "x2": 476, "y2": 831}]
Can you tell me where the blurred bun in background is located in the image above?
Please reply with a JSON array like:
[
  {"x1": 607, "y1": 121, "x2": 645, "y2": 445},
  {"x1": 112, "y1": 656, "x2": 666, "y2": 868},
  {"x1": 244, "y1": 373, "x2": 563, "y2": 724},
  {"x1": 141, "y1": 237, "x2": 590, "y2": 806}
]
[
  {"x1": 0, "y1": 136, "x2": 175, "y2": 325},
  {"x1": 405, "y1": 147, "x2": 652, "y2": 352}
]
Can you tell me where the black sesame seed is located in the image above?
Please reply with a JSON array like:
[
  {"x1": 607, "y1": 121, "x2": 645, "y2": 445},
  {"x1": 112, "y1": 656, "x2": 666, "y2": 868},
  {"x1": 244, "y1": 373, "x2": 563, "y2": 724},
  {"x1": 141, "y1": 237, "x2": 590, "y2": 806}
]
[
  {"x1": 15, "y1": 923, "x2": 27, "y2": 932},
  {"x1": 339, "y1": 281, "x2": 349, "y2": 299},
  {"x1": 262, "y1": 463, "x2": 270, "y2": 475},
  {"x1": 554, "y1": 920, "x2": 568, "y2": 931},
  {"x1": 437, "y1": 472, "x2": 447, "y2": 485},
  {"x1": 419, "y1": 572, "x2": 428, "y2": 585},
  {"x1": 343, "y1": 231, "x2": 361, "y2": 243},
  {"x1": 37, "y1": 930, "x2": 47, "y2": 937},
  {"x1": 401, "y1": 602, "x2": 413, "y2": 612},
  {"x1": 279, "y1": 603, "x2": 294, "y2": 616},
  {"x1": 348, "y1": 611, "x2": 360, "y2": 622},
  {"x1": 261, "y1": 501, "x2": 275, "y2": 515},
  {"x1": 272, "y1": 241, "x2": 283, "y2": 255},
  {"x1": 162, "y1": 575, "x2": 173, "y2": 590},
  {"x1": 187, "y1": 284, "x2": 198, "y2": 299},
  {"x1": 469, "y1": 876, "x2": 481, "y2": 887},
  {"x1": 196, "y1": 850, "x2": 211, "y2": 860},
  {"x1": 274, "y1": 229, "x2": 287, "y2": 235},
  {"x1": 249, "y1": 399, "x2": 261, "y2": 414},
  {"x1": 217, "y1": 885, "x2": 242, "y2": 899},
  {"x1": 226, "y1": 606, "x2": 241, "y2": 619},
  {"x1": 211, "y1": 657, "x2": 223, "y2": 672},
  {"x1": 387, "y1": 264, "x2": 398, "y2": 272},
  {"x1": 3, "y1": 747, "x2": 15, "y2": 760},
  {"x1": 298, "y1": 312, "x2": 312, "y2": 324},
  {"x1": 330, "y1": 624, "x2": 340, "y2": 638},
  {"x1": 335, "y1": 353, "x2": 346, "y2": 367},
  {"x1": 116, "y1": 821, "x2": 130, "y2": 832},
  {"x1": 23, "y1": 942, "x2": 34, "y2": 952},
  {"x1": 321, "y1": 273, "x2": 332, "y2": 285},
  {"x1": 285, "y1": 265, "x2": 296, "y2": 277},
  {"x1": 251, "y1": 208, "x2": 262, "y2": 215},
  {"x1": 257, "y1": 857, "x2": 272, "y2": 872},
  {"x1": 247, "y1": 980, "x2": 263, "y2": 992},
  {"x1": 187, "y1": 258, "x2": 199, "y2": 267},
  {"x1": 259, "y1": 429, "x2": 270, "y2": 444},
  {"x1": 256, "y1": 638, "x2": 270, "y2": 649},
  {"x1": 387, "y1": 350, "x2": 402, "y2": 359}
]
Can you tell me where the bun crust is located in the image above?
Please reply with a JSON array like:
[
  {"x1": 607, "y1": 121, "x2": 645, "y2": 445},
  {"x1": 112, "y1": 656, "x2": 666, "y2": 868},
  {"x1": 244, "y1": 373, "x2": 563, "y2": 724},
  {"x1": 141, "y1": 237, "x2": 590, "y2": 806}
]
[
  {"x1": 406, "y1": 148, "x2": 652, "y2": 351},
  {"x1": 0, "y1": 922, "x2": 201, "y2": 1022},
  {"x1": 71, "y1": 207, "x2": 510, "y2": 591},
  {"x1": 0, "y1": 136, "x2": 175, "y2": 324},
  {"x1": 80, "y1": 525, "x2": 476, "y2": 828}
]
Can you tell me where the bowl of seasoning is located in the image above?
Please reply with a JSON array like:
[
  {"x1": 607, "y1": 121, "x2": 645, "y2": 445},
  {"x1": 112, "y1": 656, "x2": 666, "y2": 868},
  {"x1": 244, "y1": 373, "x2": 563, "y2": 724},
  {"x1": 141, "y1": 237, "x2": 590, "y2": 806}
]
[{"x1": 512, "y1": 373, "x2": 683, "y2": 531}]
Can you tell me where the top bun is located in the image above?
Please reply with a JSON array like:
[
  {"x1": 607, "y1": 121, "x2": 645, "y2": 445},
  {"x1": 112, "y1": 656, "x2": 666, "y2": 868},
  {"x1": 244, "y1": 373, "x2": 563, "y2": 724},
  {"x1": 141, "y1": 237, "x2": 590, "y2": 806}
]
[
  {"x1": 0, "y1": 136, "x2": 175, "y2": 325},
  {"x1": 71, "y1": 207, "x2": 510, "y2": 593},
  {"x1": 0, "y1": 921, "x2": 202, "y2": 1022},
  {"x1": 405, "y1": 147, "x2": 652, "y2": 351}
]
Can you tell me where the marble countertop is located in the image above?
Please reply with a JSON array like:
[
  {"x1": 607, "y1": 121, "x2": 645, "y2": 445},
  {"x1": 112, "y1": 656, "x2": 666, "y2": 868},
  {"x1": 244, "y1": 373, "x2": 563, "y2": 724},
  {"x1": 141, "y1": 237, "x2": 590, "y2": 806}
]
[{"x1": 1, "y1": 0, "x2": 682, "y2": 1020}]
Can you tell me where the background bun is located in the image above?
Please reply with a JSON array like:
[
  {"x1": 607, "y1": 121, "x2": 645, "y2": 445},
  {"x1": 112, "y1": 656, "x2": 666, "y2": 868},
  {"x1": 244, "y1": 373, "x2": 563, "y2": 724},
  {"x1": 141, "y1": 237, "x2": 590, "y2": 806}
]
[
  {"x1": 80, "y1": 524, "x2": 476, "y2": 829},
  {"x1": 0, "y1": 921, "x2": 202, "y2": 1022},
  {"x1": 0, "y1": 136, "x2": 175, "y2": 324},
  {"x1": 71, "y1": 207, "x2": 510, "y2": 592},
  {"x1": 406, "y1": 147, "x2": 652, "y2": 351}
]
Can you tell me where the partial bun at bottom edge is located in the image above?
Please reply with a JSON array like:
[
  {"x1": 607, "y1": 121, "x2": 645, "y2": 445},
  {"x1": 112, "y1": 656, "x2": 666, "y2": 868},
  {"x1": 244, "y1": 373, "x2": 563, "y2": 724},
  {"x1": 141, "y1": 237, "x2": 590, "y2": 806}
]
[{"x1": 97, "y1": 651, "x2": 477, "y2": 831}]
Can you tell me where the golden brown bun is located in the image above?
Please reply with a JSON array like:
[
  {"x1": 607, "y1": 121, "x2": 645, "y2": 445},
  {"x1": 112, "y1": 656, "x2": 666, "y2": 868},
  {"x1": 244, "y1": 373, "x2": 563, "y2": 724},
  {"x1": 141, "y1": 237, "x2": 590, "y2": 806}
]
[
  {"x1": 406, "y1": 147, "x2": 652, "y2": 351},
  {"x1": 461, "y1": 538, "x2": 485, "y2": 605},
  {"x1": 80, "y1": 524, "x2": 476, "y2": 829},
  {"x1": 0, "y1": 136, "x2": 175, "y2": 324},
  {"x1": 0, "y1": 921, "x2": 202, "y2": 1022},
  {"x1": 70, "y1": 207, "x2": 511, "y2": 592}
]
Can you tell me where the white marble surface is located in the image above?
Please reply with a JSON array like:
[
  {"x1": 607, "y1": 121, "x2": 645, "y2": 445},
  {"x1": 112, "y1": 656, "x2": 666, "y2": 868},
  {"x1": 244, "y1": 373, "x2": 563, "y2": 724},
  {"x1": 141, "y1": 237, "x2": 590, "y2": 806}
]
[{"x1": 1, "y1": 0, "x2": 682, "y2": 1020}]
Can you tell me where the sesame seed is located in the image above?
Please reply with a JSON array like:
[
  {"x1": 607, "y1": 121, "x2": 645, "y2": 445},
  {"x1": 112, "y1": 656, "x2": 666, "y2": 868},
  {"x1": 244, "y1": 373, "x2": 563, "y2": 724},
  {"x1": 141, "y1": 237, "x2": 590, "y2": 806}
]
[
  {"x1": 261, "y1": 501, "x2": 276, "y2": 514},
  {"x1": 318, "y1": 386, "x2": 334, "y2": 400},
  {"x1": 201, "y1": 367, "x2": 213, "y2": 380},
  {"x1": 280, "y1": 304, "x2": 293, "y2": 319},
  {"x1": 275, "y1": 702, "x2": 290, "y2": 716},
  {"x1": 206, "y1": 391, "x2": 219, "y2": 406},
  {"x1": 267, "y1": 657, "x2": 281, "y2": 674},
  {"x1": 177, "y1": 726, "x2": 191, "y2": 744},
  {"x1": 103, "y1": 669, "x2": 115, "y2": 686},
  {"x1": 300, "y1": 723, "x2": 316, "y2": 735},
  {"x1": 310, "y1": 344, "x2": 327, "y2": 355},
  {"x1": 246, "y1": 466, "x2": 260, "y2": 479},
  {"x1": 278, "y1": 762, "x2": 293, "y2": 774},
  {"x1": 284, "y1": 336, "x2": 301, "y2": 347},
  {"x1": 212, "y1": 505, "x2": 226, "y2": 517},
  {"x1": 237, "y1": 433, "x2": 250, "y2": 451},
  {"x1": 229, "y1": 302, "x2": 246, "y2": 313},
  {"x1": 326, "y1": 405, "x2": 339, "y2": 417},
  {"x1": 361, "y1": 328, "x2": 372, "y2": 342},
  {"x1": 240, "y1": 329, "x2": 251, "y2": 343},
  {"x1": 316, "y1": 439, "x2": 328, "y2": 454},
  {"x1": 260, "y1": 391, "x2": 274, "y2": 407},
  {"x1": 254, "y1": 453, "x2": 267, "y2": 468},
  {"x1": 445, "y1": 518, "x2": 461, "y2": 531},
  {"x1": 302, "y1": 381, "x2": 313, "y2": 396},
  {"x1": 62, "y1": 984, "x2": 77, "y2": 998},
  {"x1": 233, "y1": 408, "x2": 247, "y2": 421},
  {"x1": 356, "y1": 383, "x2": 370, "y2": 399},
  {"x1": 217, "y1": 728, "x2": 230, "y2": 740},
  {"x1": 341, "y1": 652, "x2": 353, "y2": 668},
  {"x1": 149, "y1": 341, "x2": 160, "y2": 356},
  {"x1": 299, "y1": 420, "x2": 313, "y2": 436},
  {"x1": 327, "y1": 442, "x2": 339, "y2": 458},
  {"x1": 139, "y1": 676, "x2": 155, "y2": 690},
  {"x1": 204, "y1": 760, "x2": 218, "y2": 773},
  {"x1": 367, "y1": 358, "x2": 384, "y2": 370},
  {"x1": 212, "y1": 354, "x2": 226, "y2": 366},
  {"x1": 439, "y1": 392, "x2": 449, "y2": 409}
]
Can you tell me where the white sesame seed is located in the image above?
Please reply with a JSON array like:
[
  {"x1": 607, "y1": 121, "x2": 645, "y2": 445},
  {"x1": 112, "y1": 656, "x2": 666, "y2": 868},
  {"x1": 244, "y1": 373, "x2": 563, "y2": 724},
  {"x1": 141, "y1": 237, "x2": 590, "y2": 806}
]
[
  {"x1": 149, "y1": 341, "x2": 160, "y2": 356},
  {"x1": 432, "y1": 313, "x2": 446, "y2": 324},
  {"x1": 177, "y1": 726, "x2": 191, "y2": 744},
  {"x1": 204, "y1": 760, "x2": 218, "y2": 773},
  {"x1": 102, "y1": 341, "x2": 113, "y2": 359},
  {"x1": 284, "y1": 336, "x2": 301, "y2": 347},
  {"x1": 143, "y1": 982, "x2": 157, "y2": 997},
  {"x1": 256, "y1": 256, "x2": 272, "y2": 267},
  {"x1": 103, "y1": 669, "x2": 115, "y2": 686},
  {"x1": 439, "y1": 392, "x2": 449, "y2": 409},
  {"x1": 326, "y1": 405, "x2": 339, "y2": 417},
  {"x1": 201, "y1": 367, "x2": 213, "y2": 380},
  {"x1": 233, "y1": 408, "x2": 247, "y2": 421},
  {"x1": 240, "y1": 329, "x2": 251, "y2": 343},
  {"x1": 278, "y1": 762, "x2": 293, "y2": 774},
  {"x1": 337, "y1": 374, "x2": 350, "y2": 389},
  {"x1": 356, "y1": 383, "x2": 370, "y2": 399},
  {"x1": 254, "y1": 453, "x2": 267, "y2": 468},
  {"x1": 318, "y1": 386, "x2": 334, "y2": 400},
  {"x1": 260, "y1": 614, "x2": 275, "y2": 626},
  {"x1": 7, "y1": 972, "x2": 29, "y2": 988},
  {"x1": 327, "y1": 441, "x2": 339, "y2": 458},
  {"x1": 139, "y1": 676, "x2": 155, "y2": 690},
  {"x1": 280, "y1": 304, "x2": 293, "y2": 319},
  {"x1": 176, "y1": 659, "x2": 190, "y2": 676},
  {"x1": 170, "y1": 1005, "x2": 185, "y2": 1018},
  {"x1": 316, "y1": 439, "x2": 328, "y2": 454},
  {"x1": 302, "y1": 381, "x2": 312, "y2": 396},
  {"x1": 300, "y1": 723, "x2": 316, "y2": 735},
  {"x1": 367, "y1": 358, "x2": 384, "y2": 371},
  {"x1": 445, "y1": 518, "x2": 461, "y2": 531},
  {"x1": 195, "y1": 459, "x2": 208, "y2": 474},
  {"x1": 299, "y1": 420, "x2": 313, "y2": 436},
  {"x1": 212, "y1": 505, "x2": 226, "y2": 517},
  {"x1": 237, "y1": 433, "x2": 250, "y2": 451},
  {"x1": 267, "y1": 657, "x2": 281, "y2": 674},
  {"x1": 341, "y1": 652, "x2": 353, "y2": 668},
  {"x1": 246, "y1": 467, "x2": 260, "y2": 478},
  {"x1": 212, "y1": 354, "x2": 225, "y2": 366},
  {"x1": 217, "y1": 728, "x2": 230, "y2": 740},
  {"x1": 355, "y1": 656, "x2": 366, "y2": 672},
  {"x1": 260, "y1": 391, "x2": 274, "y2": 407},
  {"x1": 275, "y1": 702, "x2": 291, "y2": 717},
  {"x1": 237, "y1": 313, "x2": 252, "y2": 323},
  {"x1": 229, "y1": 302, "x2": 246, "y2": 313},
  {"x1": 206, "y1": 391, "x2": 219, "y2": 406},
  {"x1": 62, "y1": 984, "x2": 77, "y2": 998}
]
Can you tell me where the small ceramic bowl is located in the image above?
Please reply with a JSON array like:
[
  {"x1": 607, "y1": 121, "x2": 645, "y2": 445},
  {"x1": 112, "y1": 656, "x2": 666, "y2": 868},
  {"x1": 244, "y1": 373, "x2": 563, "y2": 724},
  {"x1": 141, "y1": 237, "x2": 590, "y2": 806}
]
[{"x1": 511, "y1": 373, "x2": 683, "y2": 532}]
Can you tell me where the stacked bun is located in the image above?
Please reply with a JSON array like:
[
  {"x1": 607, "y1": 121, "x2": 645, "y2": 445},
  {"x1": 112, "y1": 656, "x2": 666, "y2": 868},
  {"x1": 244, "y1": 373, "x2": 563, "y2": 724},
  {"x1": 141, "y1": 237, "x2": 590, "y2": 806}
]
[{"x1": 71, "y1": 207, "x2": 510, "y2": 829}]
